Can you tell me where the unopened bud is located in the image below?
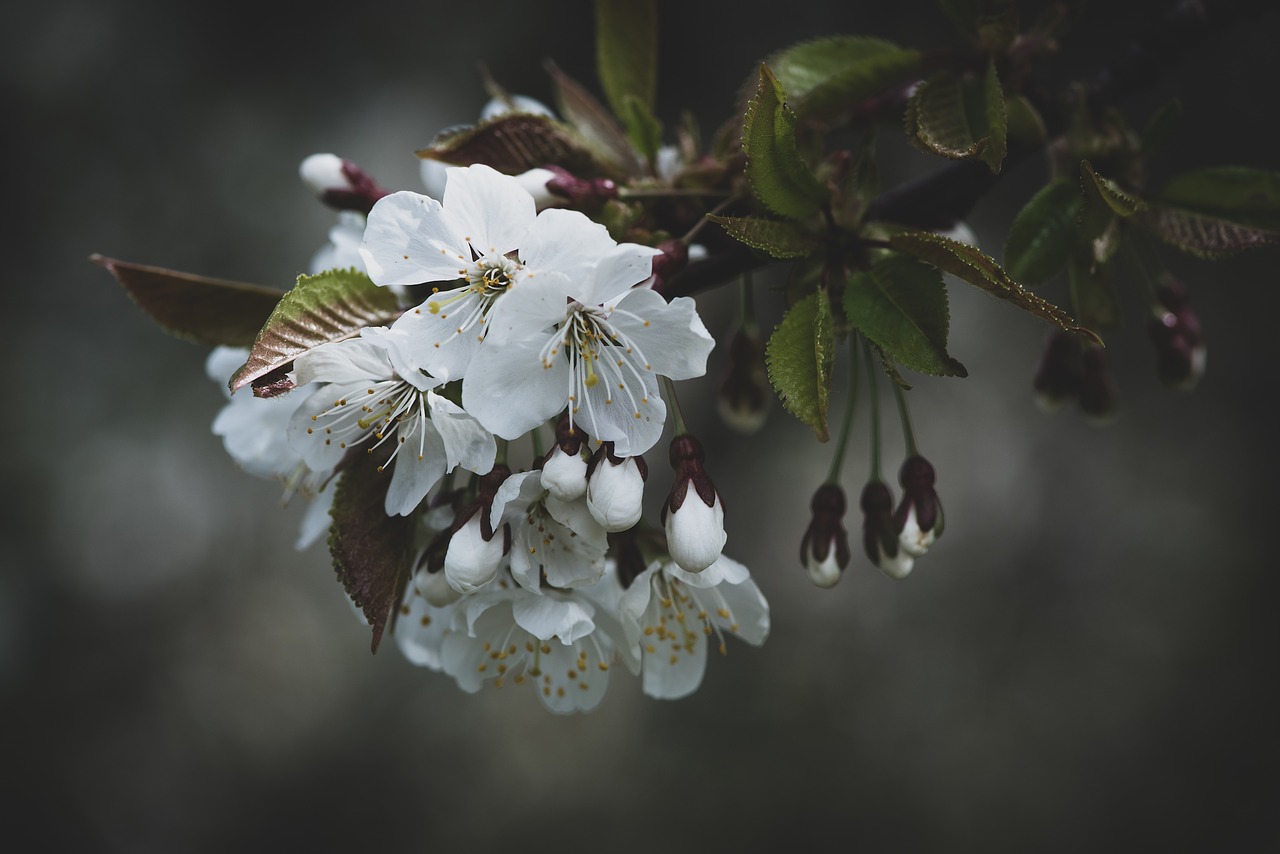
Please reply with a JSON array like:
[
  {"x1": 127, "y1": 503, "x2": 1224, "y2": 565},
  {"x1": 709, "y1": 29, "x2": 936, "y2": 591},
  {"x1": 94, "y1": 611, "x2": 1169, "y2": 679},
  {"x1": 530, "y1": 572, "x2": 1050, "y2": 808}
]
[
  {"x1": 542, "y1": 165, "x2": 620, "y2": 211},
  {"x1": 442, "y1": 465, "x2": 510, "y2": 593},
  {"x1": 800, "y1": 483, "x2": 850, "y2": 588},
  {"x1": 647, "y1": 239, "x2": 689, "y2": 295},
  {"x1": 717, "y1": 323, "x2": 770, "y2": 434},
  {"x1": 1033, "y1": 329, "x2": 1084, "y2": 412},
  {"x1": 1078, "y1": 343, "x2": 1118, "y2": 424},
  {"x1": 540, "y1": 416, "x2": 590, "y2": 501},
  {"x1": 299, "y1": 153, "x2": 390, "y2": 214},
  {"x1": 586, "y1": 443, "x2": 647, "y2": 532},
  {"x1": 1148, "y1": 280, "x2": 1205, "y2": 391},
  {"x1": 894, "y1": 455, "x2": 944, "y2": 557},
  {"x1": 861, "y1": 480, "x2": 913, "y2": 579},
  {"x1": 662, "y1": 435, "x2": 726, "y2": 573}
]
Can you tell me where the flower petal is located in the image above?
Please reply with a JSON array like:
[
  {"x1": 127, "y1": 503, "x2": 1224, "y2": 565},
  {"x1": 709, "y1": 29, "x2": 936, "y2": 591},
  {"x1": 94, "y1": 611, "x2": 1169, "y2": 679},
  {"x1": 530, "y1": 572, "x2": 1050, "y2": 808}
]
[
  {"x1": 583, "y1": 242, "x2": 662, "y2": 307},
  {"x1": 463, "y1": 333, "x2": 570, "y2": 440},
  {"x1": 389, "y1": 293, "x2": 485, "y2": 382},
  {"x1": 519, "y1": 208, "x2": 617, "y2": 281},
  {"x1": 512, "y1": 594, "x2": 596, "y2": 643},
  {"x1": 426, "y1": 391, "x2": 496, "y2": 475},
  {"x1": 610, "y1": 289, "x2": 714, "y2": 381},
  {"x1": 441, "y1": 164, "x2": 535, "y2": 256},
  {"x1": 384, "y1": 424, "x2": 447, "y2": 515},
  {"x1": 359, "y1": 190, "x2": 468, "y2": 286}
]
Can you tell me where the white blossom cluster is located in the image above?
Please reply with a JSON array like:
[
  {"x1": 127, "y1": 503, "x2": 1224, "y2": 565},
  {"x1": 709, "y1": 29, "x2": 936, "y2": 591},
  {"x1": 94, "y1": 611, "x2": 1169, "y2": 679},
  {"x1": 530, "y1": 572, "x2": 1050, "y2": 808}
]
[{"x1": 206, "y1": 156, "x2": 769, "y2": 713}]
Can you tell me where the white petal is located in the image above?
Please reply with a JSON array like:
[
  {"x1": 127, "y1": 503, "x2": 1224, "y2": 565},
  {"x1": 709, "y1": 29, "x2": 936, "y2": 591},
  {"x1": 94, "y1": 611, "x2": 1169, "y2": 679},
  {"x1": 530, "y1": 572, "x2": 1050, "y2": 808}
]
[
  {"x1": 206, "y1": 346, "x2": 248, "y2": 391},
  {"x1": 585, "y1": 456, "x2": 646, "y2": 532},
  {"x1": 441, "y1": 164, "x2": 535, "y2": 256},
  {"x1": 479, "y1": 270, "x2": 572, "y2": 347},
  {"x1": 578, "y1": 365, "x2": 665, "y2": 457},
  {"x1": 443, "y1": 516, "x2": 504, "y2": 593},
  {"x1": 293, "y1": 337, "x2": 393, "y2": 386},
  {"x1": 640, "y1": 622, "x2": 707, "y2": 700},
  {"x1": 426, "y1": 392, "x2": 497, "y2": 475},
  {"x1": 295, "y1": 487, "x2": 334, "y2": 550},
  {"x1": 710, "y1": 574, "x2": 771, "y2": 646},
  {"x1": 535, "y1": 633, "x2": 612, "y2": 713},
  {"x1": 384, "y1": 426, "x2": 447, "y2": 516},
  {"x1": 617, "y1": 562, "x2": 661, "y2": 647},
  {"x1": 389, "y1": 294, "x2": 484, "y2": 382},
  {"x1": 394, "y1": 580, "x2": 450, "y2": 670},
  {"x1": 463, "y1": 334, "x2": 570, "y2": 440},
  {"x1": 540, "y1": 446, "x2": 589, "y2": 501},
  {"x1": 490, "y1": 470, "x2": 542, "y2": 530},
  {"x1": 512, "y1": 594, "x2": 596, "y2": 643},
  {"x1": 610, "y1": 289, "x2": 715, "y2": 381},
  {"x1": 359, "y1": 190, "x2": 468, "y2": 286},
  {"x1": 519, "y1": 208, "x2": 617, "y2": 281},
  {"x1": 668, "y1": 552, "x2": 749, "y2": 588},
  {"x1": 582, "y1": 242, "x2": 661, "y2": 307}
]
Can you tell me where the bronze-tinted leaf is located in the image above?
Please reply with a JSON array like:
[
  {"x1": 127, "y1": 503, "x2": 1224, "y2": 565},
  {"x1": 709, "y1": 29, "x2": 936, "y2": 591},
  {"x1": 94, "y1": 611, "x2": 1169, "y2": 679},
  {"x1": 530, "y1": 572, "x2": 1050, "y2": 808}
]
[
  {"x1": 417, "y1": 112, "x2": 606, "y2": 180},
  {"x1": 544, "y1": 60, "x2": 643, "y2": 178},
  {"x1": 92, "y1": 254, "x2": 282, "y2": 347}
]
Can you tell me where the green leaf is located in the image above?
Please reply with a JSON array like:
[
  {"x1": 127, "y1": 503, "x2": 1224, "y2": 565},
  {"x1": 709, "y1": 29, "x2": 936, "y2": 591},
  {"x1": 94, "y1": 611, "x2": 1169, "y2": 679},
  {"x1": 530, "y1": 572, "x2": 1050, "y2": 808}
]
[
  {"x1": 904, "y1": 60, "x2": 1006, "y2": 173},
  {"x1": 594, "y1": 0, "x2": 657, "y2": 121},
  {"x1": 417, "y1": 112, "x2": 609, "y2": 180},
  {"x1": 229, "y1": 268, "x2": 401, "y2": 395},
  {"x1": 1067, "y1": 252, "x2": 1121, "y2": 330},
  {"x1": 1003, "y1": 178, "x2": 1081, "y2": 285},
  {"x1": 765, "y1": 289, "x2": 836, "y2": 440},
  {"x1": 328, "y1": 449, "x2": 414, "y2": 654},
  {"x1": 92, "y1": 254, "x2": 282, "y2": 347},
  {"x1": 843, "y1": 255, "x2": 968, "y2": 377},
  {"x1": 1139, "y1": 98, "x2": 1182, "y2": 158},
  {"x1": 742, "y1": 64, "x2": 830, "y2": 220},
  {"x1": 887, "y1": 231, "x2": 1102, "y2": 344},
  {"x1": 1080, "y1": 160, "x2": 1146, "y2": 217},
  {"x1": 769, "y1": 36, "x2": 923, "y2": 123},
  {"x1": 620, "y1": 93, "x2": 663, "y2": 163},
  {"x1": 1134, "y1": 205, "x2": 1280, "y2": 258},
  {"x1": 544, "y1": 60, "x2": 644, "y2": 178},
  {"x1": 976, "y1": 4, "x2": 1020, "y2": 52},
  {"x1": 706, "y1": 214, "x2": 821, "y2": 258},
  {"x1": 1005, "y1": 94, "x2": 1047, "y2": 147},
  {"x1": 1157, "y1": 166, "x2": 1280, "y2": 231}
]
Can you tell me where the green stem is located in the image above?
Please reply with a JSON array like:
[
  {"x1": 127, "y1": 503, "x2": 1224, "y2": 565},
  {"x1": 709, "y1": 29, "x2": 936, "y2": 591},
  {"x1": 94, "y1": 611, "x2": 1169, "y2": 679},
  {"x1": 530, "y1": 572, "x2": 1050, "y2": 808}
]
[
  {"x1": 617, "y1": 187, "x2": 732, "y2": 199},
  {"x1": 861, "y1": 335, "x2": 883, "y2": 482},
  {"x1": 660, "y1": 376, "x2": 688, "y2": 436},
  {"x1": 682, "y1": 192, "x2": 746, "y2": 244},
  {"x1": 530, "y1": 422, "x2": 545, "y2": 460},
  {"x1": 494, "y1": 437, "x2": 509, "y2": 468},
  {"x1": 825, "y1": 342, "x2": 861, "y2": 485},
  {"x1": 891, "y1": 380, "x2": 918, "y2": 458}
]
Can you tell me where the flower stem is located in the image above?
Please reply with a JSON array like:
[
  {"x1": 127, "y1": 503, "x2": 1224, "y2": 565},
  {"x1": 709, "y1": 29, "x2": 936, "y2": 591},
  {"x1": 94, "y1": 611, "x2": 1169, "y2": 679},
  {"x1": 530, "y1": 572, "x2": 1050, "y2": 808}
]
[
  {"x1": 530, "y1": 422, "x2": 545, "y2": 460},
  {"x1": 617, "y1": 187, "x2": 732, "y2": 199},
  {"x1": 861, "y1": 335, "x2": 883, "y2": 482},
  {"x1": 682, "y1": 192, "x2": 746, "y2": 245},
  {"x1": 891, "y1": 380, "x2": 918, "y2": 458},
  {"x1": 826, "y1": 342, "x2": 860, "y2": 485},
  {"x1": 660, "y1": 376, "x2": 688, "y2": 436},
  {"x1": 494, "y1": 437, "x2": 509, "y2": 468}
]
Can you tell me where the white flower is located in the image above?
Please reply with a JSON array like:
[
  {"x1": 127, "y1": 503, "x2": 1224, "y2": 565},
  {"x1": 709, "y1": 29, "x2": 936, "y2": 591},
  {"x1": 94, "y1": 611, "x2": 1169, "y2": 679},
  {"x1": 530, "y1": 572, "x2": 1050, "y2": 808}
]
[
  {"x1": 540, "y1": 445, "x2": 589, "y2": 501},
  {"x1": 490, "y1": 471, "x2": 609, "y2": 592},
  {"x1": 309, "y1": 210, "x2": 367, "y2": 276},
  {"x1": 586, "y1": 450, "x2": 647, "y2": 532},
  {"x1": 286, "y1": 330, "x2": 496, "y2": 516},
  {"x1": 664, "y1": 491, "x2": 726, "y2": 573},
  {"x1": 463, "y1": 243, "x2": 715, "y2": 455},
  {"x1": 393, "y1": 570, "x2": 455, "y2": 671},
  {"x1": 443, "y1": 513, "x2": 506, "y2": 594},
  {"x1": 619, "y1": 555, "x2": 769, "y2": 700},
  {"x1": 440, "y1": 570, "x2": 630, "y2": 714},
  {"x1": 360, "y1": 163, "x2": 616, "y2": 383}
]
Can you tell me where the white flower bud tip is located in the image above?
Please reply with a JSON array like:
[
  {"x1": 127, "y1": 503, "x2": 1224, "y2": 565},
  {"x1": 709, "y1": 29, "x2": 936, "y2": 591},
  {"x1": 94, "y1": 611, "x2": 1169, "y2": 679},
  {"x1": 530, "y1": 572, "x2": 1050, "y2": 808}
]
[
  {"x1": 586, "y1": 456, "x2": 646, "y2": 533},
  {"x1": 443, "y1": 516, "x2": 505, "y2": 594},
  {"x1": 665, "y1": 494, "x2": 726, "y2": 573},
  {"x1": 541, "y1": 446, "x2": 589, "y2": 501},
  {"x1": 805, "y1": 551, "x2": 843, "y2": 588},
  {"x1": 299, "y1": 153, "x2": 350, "y2": 196}
]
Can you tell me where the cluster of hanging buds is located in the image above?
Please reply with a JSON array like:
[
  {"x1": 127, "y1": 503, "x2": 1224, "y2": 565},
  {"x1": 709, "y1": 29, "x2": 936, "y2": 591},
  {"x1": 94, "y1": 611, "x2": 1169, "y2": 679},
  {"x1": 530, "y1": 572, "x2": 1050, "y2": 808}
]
[
  {"x1": 1033, "y1": 330, "x2": 1118, "y2": 423},
  {"x1": 1147, "y1": 279, "x2": 1206, "y2": 391}
]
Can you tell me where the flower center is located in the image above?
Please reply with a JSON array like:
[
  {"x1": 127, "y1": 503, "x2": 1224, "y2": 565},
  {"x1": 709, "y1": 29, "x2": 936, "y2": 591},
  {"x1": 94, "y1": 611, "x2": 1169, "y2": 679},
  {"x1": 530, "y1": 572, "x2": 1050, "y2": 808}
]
[
  {"x1": 306, "y1": 379, "x2": 432, "y2": 469},
  {"x1": 466, "y1": 253, "x2": 520, "y2": 298},
  {"x1": 539, "y1": 303, "x2": 655, "y2": 433}
]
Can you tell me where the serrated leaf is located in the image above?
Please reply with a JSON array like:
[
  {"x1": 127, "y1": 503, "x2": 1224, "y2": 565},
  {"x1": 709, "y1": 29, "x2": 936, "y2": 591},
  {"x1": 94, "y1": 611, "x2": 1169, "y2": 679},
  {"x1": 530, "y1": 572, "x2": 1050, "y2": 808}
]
[
  {"x1": 1003, "y1": 178, "x2": 1081, "y2": 285},
  {"x1": 707, "y1": 215, "x2": 821, "y2": 258},
  {"x1": 1080, "y1": 160, "x2": 1146, "y2": 217},
  {"x1": 743, "y1": 64, "x2": 829, "y2": 220},
  {"x1": 594, "y1": 0, "x2": 657, "y2": 120},
  {"x1": 765, "y1": 289, "x2": 835, "y2": 440},
  {"x1": 904, "y1": 61, "x2": 1006, "y2": 173},
  {"x1": 417, "y1": 112, "x2": 608, "y2": 180},
  {"x1": 1134, "y1": 205, "x2": 1280, "y2": 258},
  {"x1": 544, "y1": 60, "x2": 644, "y2": 178},
  {"x1": 92, "y1": 254, "x2": 282, "y2": 347},
  {"x1": 328, "y1": 450, "x2": 413, "y2": 654},
  {"x1": 769, "y1": 36, "x2": 923, "y2": 123},
  {"x1": 843, "y1": 255, "x2": 968, "y2": 377},
  {"x1": 1067, "y1": 251, "x2": 1121, "y2": 330},
  {"x1": 229, "y1": 268, "x2": 401, "y2": 395},
  {"x1": 888, "y1": 231, "x2": 1101, "y2": 344},
  {"x1": 1157, "y1": 166, "x2": 1280, "y2": 231}
]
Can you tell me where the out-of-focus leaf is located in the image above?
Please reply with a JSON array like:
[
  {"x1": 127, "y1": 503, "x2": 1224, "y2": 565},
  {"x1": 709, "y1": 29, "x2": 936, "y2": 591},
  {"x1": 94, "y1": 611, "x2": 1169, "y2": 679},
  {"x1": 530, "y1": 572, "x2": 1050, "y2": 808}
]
[
  {"x1": 769, "y1": 35, "x2": 923, "y2": 122},
  {"x1": 707, "y1": 215, "x2": 821, "y2": 258},
  {"x1": 620, "y1": 94, "x2": 663, "y2": 162},
  {"x1": 1157, "y1": 166, "x2": 1280, "y2": 231},
  {"x1": 1067, "y1": 252, "x2": 1121, "y2": 330},
  {"x1": 594, "y1": 0, "x2": 657, "y2": 117},
  {"x1": 904, "y1": 60, "x2": 1006, "y2": 173},
  {"x1": 329, "y1": 448, "x2": 414, "y2": 654},
  {"x1": 843, "y1": 255, "x2": 968, "y2": 377},
  {"x1": 1139, "y1": 98, "x2": 1182, "y2": 157},
  {"x1": 544, "y1": 60, "x2": 644, "y2": 178},
  {"x1": 1003, "y1": 177, "x2": 1081, "y2": 285},
  {"x1": 1080, "y1": 160, "x2": 1146, "y2": 217},
  {"x1": 742, "y1": 64, "x2": 829, "y2": 220},
  {"x1": 765, "y1": 289, "x2": 835, "y2": 440},
  {"x1": 92, "y1": 254, "x2": 282, "y2": 347},
  {"x1": 976, "y1": 4, "x2": 1020, "y2": 52},
  {"x1": 888, "y1": 230, "x2": 1102, "y2": 344},
  {"x1": 417, "y1": 112, "x2": 607, "y2": 180},
  {"x1": 1135, "y1": 206, "x2": 1280, "y2": 258},
  {"x1": 229, "y1": 268, "x2": 401, "y2": 395},
  {"x1": 1005, "y1": 93, "x2": 1047, "y2": 147}
]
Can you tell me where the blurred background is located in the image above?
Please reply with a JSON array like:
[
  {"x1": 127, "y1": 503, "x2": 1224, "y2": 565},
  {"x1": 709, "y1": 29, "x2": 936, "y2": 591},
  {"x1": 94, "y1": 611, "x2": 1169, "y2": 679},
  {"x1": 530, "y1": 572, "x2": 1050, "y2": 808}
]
[{"x1": 5, "y1": 0, "x2": 1280, "y2": 850}]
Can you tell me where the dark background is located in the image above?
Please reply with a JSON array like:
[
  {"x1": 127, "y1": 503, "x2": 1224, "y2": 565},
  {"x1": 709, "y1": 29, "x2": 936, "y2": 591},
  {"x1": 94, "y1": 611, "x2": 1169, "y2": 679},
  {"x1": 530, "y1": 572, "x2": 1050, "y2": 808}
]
[{"x1": 5, "y1": 1, "x2": 1280, "y2": 851}]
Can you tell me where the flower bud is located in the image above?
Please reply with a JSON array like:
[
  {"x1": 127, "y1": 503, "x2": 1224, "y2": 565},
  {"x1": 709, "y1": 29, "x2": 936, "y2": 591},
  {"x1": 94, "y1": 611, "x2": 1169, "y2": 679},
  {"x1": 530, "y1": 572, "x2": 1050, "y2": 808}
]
[
  {"x1": 717, "y1": 323, "x2": 771, "y2": 434},
  {"x1": 800, "y1": 484, "x2": 850, "y2": 588},
  {"x1": 479, "y1": 94, "x2": 555, "y2": 121},
  {"x1": 540, "y1": 416, "x2": 590, "y2": 501},
  {"x1": 443, "y1": 465, "x2": 510, "y2": 594},
  {"x1": 1033, "y1": 329, "x2": 1084, "y2": 412},
  {"x1": 1147, "y1": 280, "x2": 1205, "y2": 391},
  {"x1": 1078, "y1": 343, "x2": 1118, "y2": 424},
  {"x1": 894, "y1": 455, "x2": 944, "y2": 558},
  {"x1": 542, "y1": 165, "x2": 619, "y2": 211},
  {"x1": 299, "y1": 153, "x2": 390, "y2": 214},
  {"x1": 414, "y1": 565, "x2": 462, "y2": 607},
  {"x1": 861, "y1": 481, "x2": 913, "y2": 579},
  {"x1": 662, "y1": 435, "x2": 727, "y2": 573},
  {"x1": 586, "y1": 443, "x2": 647, "y2": 532},
  {"x1": 647, "y1": 239, "x2": 689, "y2": 295}
]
